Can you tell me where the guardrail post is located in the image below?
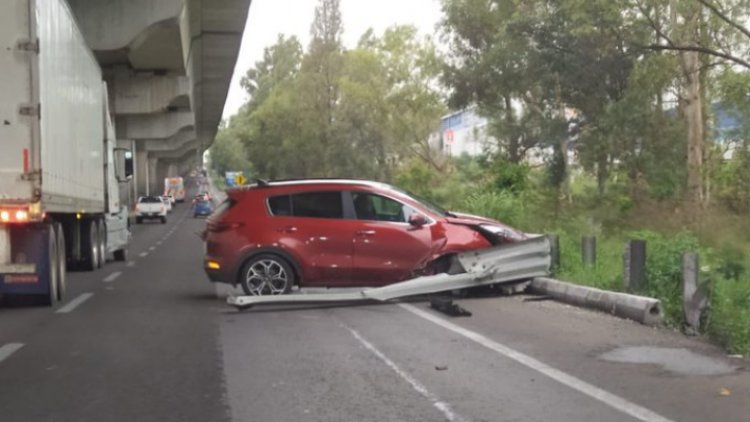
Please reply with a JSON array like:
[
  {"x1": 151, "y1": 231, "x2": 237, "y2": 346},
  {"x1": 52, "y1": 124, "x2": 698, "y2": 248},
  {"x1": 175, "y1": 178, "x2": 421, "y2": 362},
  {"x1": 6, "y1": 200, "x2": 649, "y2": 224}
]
[
  {"x1": 582, "y1": 236, "x2": 596, "y2": 267},
  {"x1": 623, "y1": 240, "x2": 646, "y2": 291},
  {"x1": 683, "y1": 252, "x2": 707, "y2": 335},
  {"x1": 548, "y1": 234, "x2": 560, "y2": 275}
]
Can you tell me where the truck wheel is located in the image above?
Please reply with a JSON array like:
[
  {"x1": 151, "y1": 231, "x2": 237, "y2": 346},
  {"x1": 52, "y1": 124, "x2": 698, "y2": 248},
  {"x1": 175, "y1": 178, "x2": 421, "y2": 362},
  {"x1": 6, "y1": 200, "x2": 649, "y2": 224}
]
[
  {"x1": 97, "y1": 220, "x2": 107, "y2": 268},
  {"x1": 43, "y1": 225, "x2": 59, "y2": 306},
  {"x1": 114, "y1": 248, "x2": 127, "y2": 262},
  {"x1": 136, "y1": 217, "x2": 142, "y2": 224},
  {"x1": 161, "y1": 216, "x2": 167, "y2": 224},
  {"x1": 55, "y1": 223, "x2": 66, "y2": 301},
  {"x1": 81, "y1": 219, "x2": 99, "y2": 271}
]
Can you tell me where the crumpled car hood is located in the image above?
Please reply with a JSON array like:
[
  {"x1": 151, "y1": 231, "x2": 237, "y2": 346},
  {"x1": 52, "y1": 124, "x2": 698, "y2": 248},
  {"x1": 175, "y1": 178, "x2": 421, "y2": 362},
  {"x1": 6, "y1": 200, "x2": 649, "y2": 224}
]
[{"x1": 445, "y1": 212, "x2": 527, "y2": 240}]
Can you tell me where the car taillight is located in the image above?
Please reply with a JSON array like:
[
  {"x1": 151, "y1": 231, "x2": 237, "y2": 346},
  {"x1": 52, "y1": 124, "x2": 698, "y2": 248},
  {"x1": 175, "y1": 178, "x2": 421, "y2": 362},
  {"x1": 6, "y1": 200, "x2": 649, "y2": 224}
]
[
  {"x1": 160, "y1": 206, "x2": 165, "y2": 213},
  {"x1": 207, "y1": 221, "x2": 244, "y2": 232}
]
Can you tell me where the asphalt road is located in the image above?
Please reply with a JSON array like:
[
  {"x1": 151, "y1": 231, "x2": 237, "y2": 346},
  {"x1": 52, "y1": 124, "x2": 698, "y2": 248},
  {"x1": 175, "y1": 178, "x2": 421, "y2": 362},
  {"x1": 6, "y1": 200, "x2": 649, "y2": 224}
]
[{"x1": 0, "y1": 199, "x2": 748, "y2": 422}]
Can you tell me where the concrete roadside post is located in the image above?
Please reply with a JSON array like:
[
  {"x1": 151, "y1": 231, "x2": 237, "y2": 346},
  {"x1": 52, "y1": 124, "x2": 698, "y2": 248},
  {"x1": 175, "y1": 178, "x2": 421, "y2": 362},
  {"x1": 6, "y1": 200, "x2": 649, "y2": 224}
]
[
  {"x1": 582, "y1": 236, "x2": 596, "y2": 267},
  {"x1": 623, "y1": 240, "x2": 646, "y2": 291},
  {"x1": 683, "y1": 252, "x2": 708, "y2": 335}
]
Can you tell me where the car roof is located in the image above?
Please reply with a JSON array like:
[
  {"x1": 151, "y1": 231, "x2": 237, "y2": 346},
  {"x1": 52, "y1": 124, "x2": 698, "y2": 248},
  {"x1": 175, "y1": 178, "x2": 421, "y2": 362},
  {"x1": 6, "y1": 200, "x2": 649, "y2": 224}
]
[{"x1": 230, "y1": 178, "x2": 392, "y2": 192}]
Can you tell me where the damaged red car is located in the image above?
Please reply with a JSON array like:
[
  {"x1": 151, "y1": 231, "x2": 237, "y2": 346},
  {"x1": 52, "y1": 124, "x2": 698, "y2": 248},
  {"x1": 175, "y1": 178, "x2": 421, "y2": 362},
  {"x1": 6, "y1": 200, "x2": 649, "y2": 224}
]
[{"x1": 203, "y1": 179, "x2": 527, "y2": 295}]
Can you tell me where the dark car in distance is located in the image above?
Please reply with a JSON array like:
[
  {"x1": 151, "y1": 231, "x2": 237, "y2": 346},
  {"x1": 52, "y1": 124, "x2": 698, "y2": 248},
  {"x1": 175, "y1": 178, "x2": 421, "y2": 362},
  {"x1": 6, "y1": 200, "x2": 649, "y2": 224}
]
[
  {"x1": 203, "y1": 179, "x2": 526, "y2": 296},
  {"x1": 193, "y1": 200, "x2": 213, "y2": 218}
]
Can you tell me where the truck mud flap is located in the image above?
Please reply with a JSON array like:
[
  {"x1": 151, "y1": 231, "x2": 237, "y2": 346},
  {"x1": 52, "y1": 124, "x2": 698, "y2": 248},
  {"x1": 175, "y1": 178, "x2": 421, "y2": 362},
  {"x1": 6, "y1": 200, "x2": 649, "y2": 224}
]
[{"x1": 227, "y1": 236, "x2": 552, "y2": 310}]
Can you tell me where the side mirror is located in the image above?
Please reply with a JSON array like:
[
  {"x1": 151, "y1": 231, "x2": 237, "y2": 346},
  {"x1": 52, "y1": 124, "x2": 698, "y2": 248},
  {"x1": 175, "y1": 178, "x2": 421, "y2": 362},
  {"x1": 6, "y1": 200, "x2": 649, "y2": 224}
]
[
  {"x1": 409, "y1": 213, "x2": 427, "y2": 227},
  {"x1": 114, "y1": 148, "x2": 134, "y2": 182}
]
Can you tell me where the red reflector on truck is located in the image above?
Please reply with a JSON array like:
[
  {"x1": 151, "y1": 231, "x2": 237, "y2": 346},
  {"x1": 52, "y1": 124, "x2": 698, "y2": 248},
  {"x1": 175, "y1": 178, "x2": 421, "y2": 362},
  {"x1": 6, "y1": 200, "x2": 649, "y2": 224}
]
[
  {"x1": 4, "y1": 274, "x2": 38, "y2": 284},
  {"x1": 23, "y1": 148, "x2": 29, "y2": 174}
]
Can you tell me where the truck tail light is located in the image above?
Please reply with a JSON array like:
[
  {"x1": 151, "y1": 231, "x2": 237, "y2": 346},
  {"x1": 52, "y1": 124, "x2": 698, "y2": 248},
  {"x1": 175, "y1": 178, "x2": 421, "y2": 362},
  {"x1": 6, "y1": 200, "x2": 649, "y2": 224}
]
[{"x1": 0, "y1": 208, "x2": 30, "y2": 223}]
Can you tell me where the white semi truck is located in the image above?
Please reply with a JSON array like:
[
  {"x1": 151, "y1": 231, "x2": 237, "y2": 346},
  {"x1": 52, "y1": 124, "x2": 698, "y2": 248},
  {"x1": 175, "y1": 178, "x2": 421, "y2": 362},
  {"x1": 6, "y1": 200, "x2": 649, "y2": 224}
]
[{"x1": 0, "y1": 0, "x2": 132, "y2": 305}]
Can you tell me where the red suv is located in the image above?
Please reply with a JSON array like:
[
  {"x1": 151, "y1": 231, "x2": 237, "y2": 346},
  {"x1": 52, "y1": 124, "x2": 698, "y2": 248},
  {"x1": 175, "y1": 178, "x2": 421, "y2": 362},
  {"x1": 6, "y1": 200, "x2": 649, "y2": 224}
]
[{"x1": 203, "y1": 179, "x2": 526, "y2": 295}]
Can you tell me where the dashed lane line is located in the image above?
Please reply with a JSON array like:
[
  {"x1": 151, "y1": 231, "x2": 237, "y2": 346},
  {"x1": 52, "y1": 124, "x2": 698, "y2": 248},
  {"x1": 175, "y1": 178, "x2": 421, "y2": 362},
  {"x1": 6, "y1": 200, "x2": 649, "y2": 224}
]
[
  {"x1": 0, "y1": 343, "x2": 24, "y2": 364},
  {"x1": 103, "y1": 272, "x2": 122, "y2": 283},
  {"x1": 347, "y1": 326, "x2": 466, "y2": 422},
  {"x1": 126, "y1": 261, "x2": 136, "y2": 267},
  {"x1": 139, "y1": 252, "x2": 148, "y2": 258},
  {"x1": 56, "y1": 293, "x2": 94, "y2": 314}
]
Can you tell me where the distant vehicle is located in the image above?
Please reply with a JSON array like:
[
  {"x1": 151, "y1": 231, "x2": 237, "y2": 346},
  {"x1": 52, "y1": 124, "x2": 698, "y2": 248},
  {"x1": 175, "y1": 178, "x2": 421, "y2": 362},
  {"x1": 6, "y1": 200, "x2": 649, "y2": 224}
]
[
  {"x1": 161, "y1": 196, "x2": 173, "y2": 213},
  {"x1": 0, "y1": 0, "x2": 132, "y2": 305},
  {"x1": 166, "y1": 194, "x2": 175, "y2": 205},
  {"x1": 193, "y1": 200, "x2": 213, "y2": 218},
  {"x1": 164, "y1": 177, "x2": 185, "y2": 202},
  {"x1": 203, "y1": 179, "x2": 526, "y2": 296},
  {"x1": 192, "y1": 192, "x2": 211, "y2": 205},
  {"x1": 135, "y1": 196, "x2": 167, "y2": 224}
]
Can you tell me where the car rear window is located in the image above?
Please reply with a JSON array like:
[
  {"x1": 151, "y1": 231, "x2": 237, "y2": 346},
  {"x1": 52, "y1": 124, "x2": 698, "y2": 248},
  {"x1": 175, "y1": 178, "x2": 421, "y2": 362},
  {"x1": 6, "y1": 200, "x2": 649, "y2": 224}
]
[
  {"x1": 267, "y1": 192, "x2": 344, "y2": 219},
  {"x1": 292, "y1": 192, "x2": 343, "y2": 219},
  {"x1": 139, "y1": 196, "x2": 162, "y2": 203},
  {"x1": 268, "y1": 195, "x2": 292, "y2": 216}
]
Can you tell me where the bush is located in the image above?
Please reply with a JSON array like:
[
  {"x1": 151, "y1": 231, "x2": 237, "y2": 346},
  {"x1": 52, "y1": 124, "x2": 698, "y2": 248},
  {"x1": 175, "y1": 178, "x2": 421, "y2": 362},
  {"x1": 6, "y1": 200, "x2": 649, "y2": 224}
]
[
  {"x1": 629, "y1": 230, "x2": 702, "y2": 326},
  {"x1": 709, "y1": 275, "x2": 750, "y2": 355},
  {"x1": 459, "y1": 191, "x2": 525, "y2": 228}
]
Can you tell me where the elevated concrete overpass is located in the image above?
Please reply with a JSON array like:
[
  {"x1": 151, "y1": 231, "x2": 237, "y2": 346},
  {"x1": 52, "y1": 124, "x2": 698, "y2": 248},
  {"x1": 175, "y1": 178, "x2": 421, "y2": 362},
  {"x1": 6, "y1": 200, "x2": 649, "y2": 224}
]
[{"x1": 67, "y1": 0, "x2": 252, "y2": 197}]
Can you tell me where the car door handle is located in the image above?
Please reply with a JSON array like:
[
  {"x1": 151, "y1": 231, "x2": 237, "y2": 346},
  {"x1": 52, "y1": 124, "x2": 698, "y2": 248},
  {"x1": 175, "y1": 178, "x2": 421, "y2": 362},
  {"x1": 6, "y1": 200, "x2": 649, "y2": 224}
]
[
  {"x1": 356, "y1": 230, "x2": 376, "y2": 237},
  {"x1": 278, "y1": 226, "x2": 298, "y2": 233}
]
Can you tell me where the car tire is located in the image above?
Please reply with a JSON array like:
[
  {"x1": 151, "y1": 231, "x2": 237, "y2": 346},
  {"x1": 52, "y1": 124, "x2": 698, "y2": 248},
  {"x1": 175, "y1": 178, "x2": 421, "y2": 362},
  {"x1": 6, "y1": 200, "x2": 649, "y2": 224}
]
[
  {"x1": 161, "y1": 216, "x2": 167, "y2": 224},
  {"x1": 136, "y1": 217, "x2": 142, "y2": 224},
  {"x1": 239, "y1": 254, "x2": 295, "y2": 296}
]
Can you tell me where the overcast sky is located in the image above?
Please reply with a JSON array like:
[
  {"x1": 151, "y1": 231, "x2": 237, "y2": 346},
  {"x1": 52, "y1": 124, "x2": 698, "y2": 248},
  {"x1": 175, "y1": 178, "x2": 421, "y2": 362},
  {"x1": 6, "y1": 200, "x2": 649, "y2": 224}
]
[{"x1": 221, "y1": 0, "x2": 443, "y2": 119}]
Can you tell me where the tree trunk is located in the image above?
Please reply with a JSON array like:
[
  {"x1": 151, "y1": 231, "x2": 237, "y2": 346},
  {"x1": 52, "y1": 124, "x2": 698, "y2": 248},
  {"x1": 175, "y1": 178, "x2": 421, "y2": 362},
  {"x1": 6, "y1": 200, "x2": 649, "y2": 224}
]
[
  {"x1": 682, "y1": 51, "x2": 704, "y2": 209},
  {"x1": 504, "y1": 96, "x2": 521, "y2": 163}
]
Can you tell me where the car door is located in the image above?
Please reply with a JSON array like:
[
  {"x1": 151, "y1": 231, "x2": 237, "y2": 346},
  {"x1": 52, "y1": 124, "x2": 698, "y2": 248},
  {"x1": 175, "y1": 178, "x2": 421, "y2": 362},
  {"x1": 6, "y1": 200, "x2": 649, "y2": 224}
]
[
  {"x1": 266, "y1": 191, "x2": 356, "y2": 286},
  {"x1": 350, "y1": 192, "x2": 434, "y2": 285}
]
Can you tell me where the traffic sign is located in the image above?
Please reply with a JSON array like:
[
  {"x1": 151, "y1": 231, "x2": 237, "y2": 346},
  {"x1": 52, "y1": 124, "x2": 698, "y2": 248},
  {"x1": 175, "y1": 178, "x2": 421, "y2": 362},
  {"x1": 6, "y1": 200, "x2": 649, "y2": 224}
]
[{"x1": 235, "y1": 174, "x2": 247, "y2": 186}]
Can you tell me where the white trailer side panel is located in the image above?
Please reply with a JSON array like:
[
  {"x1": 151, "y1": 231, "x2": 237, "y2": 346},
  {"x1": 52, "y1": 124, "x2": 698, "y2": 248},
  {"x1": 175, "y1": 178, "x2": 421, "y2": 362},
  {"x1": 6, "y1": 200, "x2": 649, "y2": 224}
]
[
  {"x1": 37, "y1": 0, "x2": 104, "y2": 213},
  {"x1": 0, "y1": 0, "x2": 35, "y2": 203}
]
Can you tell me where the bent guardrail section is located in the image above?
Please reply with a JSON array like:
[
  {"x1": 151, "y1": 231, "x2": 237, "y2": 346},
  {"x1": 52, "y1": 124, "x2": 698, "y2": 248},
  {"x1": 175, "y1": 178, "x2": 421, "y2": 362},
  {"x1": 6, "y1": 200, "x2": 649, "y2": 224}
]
[{"x1": 227, "y1": 236, "x2": 552, "y2": 309}]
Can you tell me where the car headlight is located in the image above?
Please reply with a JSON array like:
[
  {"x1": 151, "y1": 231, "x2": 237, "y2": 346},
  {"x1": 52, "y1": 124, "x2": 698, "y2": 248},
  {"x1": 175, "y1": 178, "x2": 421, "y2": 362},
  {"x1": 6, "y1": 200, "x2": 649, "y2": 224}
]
[{"x1": 479, "y1": 224, "x2": 526, "y2": 241}]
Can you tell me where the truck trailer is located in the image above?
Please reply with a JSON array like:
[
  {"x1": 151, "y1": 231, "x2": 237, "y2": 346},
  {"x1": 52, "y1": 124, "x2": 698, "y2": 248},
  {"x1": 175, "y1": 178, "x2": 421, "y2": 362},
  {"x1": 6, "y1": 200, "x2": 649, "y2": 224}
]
[{"x1": 0, "y1": 0, "x2": 132, "y2": 305}]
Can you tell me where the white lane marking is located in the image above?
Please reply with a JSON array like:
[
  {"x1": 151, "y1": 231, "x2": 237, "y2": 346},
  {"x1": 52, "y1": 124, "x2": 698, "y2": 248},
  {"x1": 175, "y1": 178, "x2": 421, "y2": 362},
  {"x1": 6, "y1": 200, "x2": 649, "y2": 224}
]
[
  {"x1": 156, "y1": 241, "x2": 162, "y2": 245},
  {"x1": 0, "y1": 343, "x2": 24, "y2": 363},
  {"x1": 149, "y1": 246, "x2": 156, "y2": 251},
  {"x1": 103, "y1": 272, "x2": 122, "y2": 283},
  {"x1": 399, "y1": 304, "x2": 674, "y2": 422},
  {"x1": 139, "y1": 252, "x2": 148, "y2": 257},
  {"x1": 126, "y1": 261, "x2": 136, "y2": 267},
  {"x1": 347, "y1": 326, "x2": 465, "y2": 422},
  {"x1": 56, "y1": 293, "x2": 94, "y2": 314}
]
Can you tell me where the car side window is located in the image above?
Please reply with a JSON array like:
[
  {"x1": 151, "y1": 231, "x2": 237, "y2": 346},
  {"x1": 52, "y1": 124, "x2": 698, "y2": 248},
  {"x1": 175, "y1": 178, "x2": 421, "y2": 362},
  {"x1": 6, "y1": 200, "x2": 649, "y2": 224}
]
[
  {"x1": 352, "y1": 192, "x2": 415, "y2": 223},
  {"x1": 268, "y1": 195, "x2": 292, "y2": 216},
  {"x1": 291, "y1": 191, "x2": 344, "y2": 219}
]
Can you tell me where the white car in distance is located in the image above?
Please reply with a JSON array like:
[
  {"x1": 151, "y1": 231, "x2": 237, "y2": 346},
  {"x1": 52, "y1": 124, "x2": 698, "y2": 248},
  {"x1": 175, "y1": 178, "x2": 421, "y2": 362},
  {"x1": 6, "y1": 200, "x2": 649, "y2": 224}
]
[
  {"x1": 161, "y1": 196, "x2": 173, "y2": 213},
  {"x1": 135, "y1": 196, "x2": 167, "y2": 224}
]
